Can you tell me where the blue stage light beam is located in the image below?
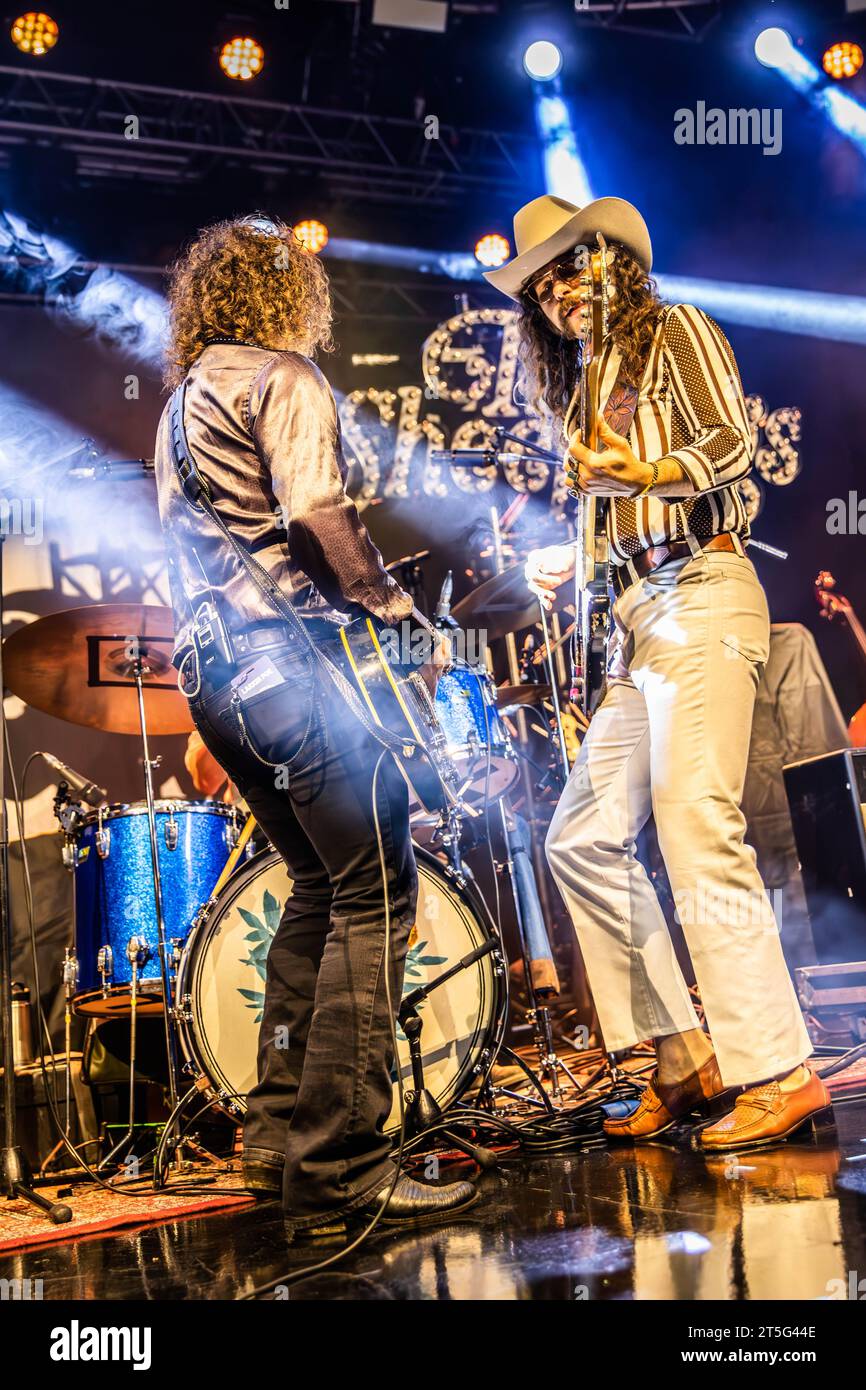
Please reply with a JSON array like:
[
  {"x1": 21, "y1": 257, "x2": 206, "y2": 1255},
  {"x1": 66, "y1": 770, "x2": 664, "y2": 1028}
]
[
  {"x1": 657, "y1": 274, "x2": 866, "y2": 345},
  {"x1": 0, "y1": 208, "x2": 168, "y2": 373},
  {"x1": 755, "y1": 27, "x2": 866, "y2": 156},
  {"x1": 323, "y1": 238, "x2": 866, "y2": 345},
  {"x1": 533, "y1": 85, "x2": 595, "y2": 203},
  {"x1": 520, "y1": 35, "x2": 594, "y2": 202}
]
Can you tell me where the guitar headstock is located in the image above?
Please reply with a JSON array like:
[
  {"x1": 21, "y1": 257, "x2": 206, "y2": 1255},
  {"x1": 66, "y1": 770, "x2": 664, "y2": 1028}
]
[
  {"x1": 815, "y1": 570, "x2": 852, "y2": 623},
  {"x1": 577, "y1": 234, "x2": 611, "y2": 364}
]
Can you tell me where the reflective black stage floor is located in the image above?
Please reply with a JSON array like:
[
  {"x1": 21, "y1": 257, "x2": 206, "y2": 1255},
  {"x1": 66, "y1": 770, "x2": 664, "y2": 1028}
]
[{"x1": 6, "y1": 1097, "x2": 866, "y2": 1302}]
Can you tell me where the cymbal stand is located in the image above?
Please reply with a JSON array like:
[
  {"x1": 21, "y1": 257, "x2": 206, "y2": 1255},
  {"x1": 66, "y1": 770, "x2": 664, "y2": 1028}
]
[{"x1": 128, "y1": 641, "x2": 182, "y2": 1160}]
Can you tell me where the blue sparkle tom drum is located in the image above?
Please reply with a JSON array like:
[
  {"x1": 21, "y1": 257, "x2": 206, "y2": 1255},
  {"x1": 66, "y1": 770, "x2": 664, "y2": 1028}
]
[
  {"x1": 71, "y1": 800, "x2": 239, "y2": 1016},
  {"x1": 430, "y1": 664, "x2": 518, "y2": 804}
]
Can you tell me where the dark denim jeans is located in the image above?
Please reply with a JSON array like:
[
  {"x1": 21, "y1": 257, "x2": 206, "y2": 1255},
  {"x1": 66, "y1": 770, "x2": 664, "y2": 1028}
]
[{"x1": 187, "y1": 636, "x2": 417, "y2": 1224}]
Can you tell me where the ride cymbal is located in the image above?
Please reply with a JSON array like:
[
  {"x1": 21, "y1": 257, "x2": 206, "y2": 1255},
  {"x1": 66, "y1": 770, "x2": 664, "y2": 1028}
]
[{"x1": 4, "y1": 603, "x2": 193, "y2": 735}]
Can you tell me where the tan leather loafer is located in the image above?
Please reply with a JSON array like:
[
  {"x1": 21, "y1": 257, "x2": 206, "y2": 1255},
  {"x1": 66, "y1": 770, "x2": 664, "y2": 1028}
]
[
  {"x1": 604, "y1": 1054, "x2": 730, "y2": 1141},
  {"x1": 696, "y1": 1066, "x2": 834, "y2": 1153}
]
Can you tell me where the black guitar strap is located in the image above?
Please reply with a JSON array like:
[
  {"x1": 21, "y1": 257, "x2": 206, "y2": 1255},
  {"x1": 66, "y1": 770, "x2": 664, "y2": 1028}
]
[{"x1": 167, "y1": 382, "x2": 407, "y2": 757}]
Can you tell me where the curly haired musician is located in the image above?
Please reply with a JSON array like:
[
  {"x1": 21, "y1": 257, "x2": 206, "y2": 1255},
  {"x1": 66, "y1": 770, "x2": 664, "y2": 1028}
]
[
  {"x1": 485, "y1": 195, "x2": 830, "y2": 1150},
  {"x1": 154, "y1": 215, "x2": 472, "y2": 1234}
]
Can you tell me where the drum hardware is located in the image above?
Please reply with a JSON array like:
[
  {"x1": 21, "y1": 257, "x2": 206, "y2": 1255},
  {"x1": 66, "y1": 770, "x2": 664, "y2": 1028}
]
[
  {"x1": 61, "y1": 949, "x2": 79, "y2": 1135},
  {"x1": 96, "y1": 945, "x2": 114, "y2": 993},
  {"x1": 496, "y1": 800, "x2": 577, "y2": 1103},
  {"x1": 539, "y1": 600, "x2": 571, "y2": 785},
  {"x1": 95, "y1": 811, "x2": 110, "y2": 859},
  {"x1": 97, "y1": 935, "x2": 147, "y2": 1173},
  {"x1": 397, "y1": 950, "x2": 502, "y2": 1169},
  {"x1": 164, "y1": 808, "x2": 179, "y2": 852}
]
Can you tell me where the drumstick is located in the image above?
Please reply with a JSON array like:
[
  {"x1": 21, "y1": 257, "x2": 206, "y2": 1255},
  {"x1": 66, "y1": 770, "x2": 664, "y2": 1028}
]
[{"x1": 210, "y1": 814, "x2": 258, "y2": 899}]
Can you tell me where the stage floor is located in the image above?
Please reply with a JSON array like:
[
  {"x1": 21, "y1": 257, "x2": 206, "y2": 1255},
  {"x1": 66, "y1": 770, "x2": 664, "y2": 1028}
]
[{"x1": 4, "y1": 1095, "x2": 866, "y2": 1301}]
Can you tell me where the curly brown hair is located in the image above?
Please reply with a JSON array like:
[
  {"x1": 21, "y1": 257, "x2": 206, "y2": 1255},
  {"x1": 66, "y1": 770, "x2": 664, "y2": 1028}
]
[
  {"x1": 515, "y1": 243, "x2": 664, "y2": 425},
  {"x1": 163, "y1": 214, "x2": 334, "y2": 389}
]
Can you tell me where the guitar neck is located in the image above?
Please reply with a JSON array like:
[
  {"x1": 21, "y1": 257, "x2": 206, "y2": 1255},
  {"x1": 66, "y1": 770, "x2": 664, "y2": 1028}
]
[{"x1": 844, "y1": 605, "x2": 866, "y2": 665}]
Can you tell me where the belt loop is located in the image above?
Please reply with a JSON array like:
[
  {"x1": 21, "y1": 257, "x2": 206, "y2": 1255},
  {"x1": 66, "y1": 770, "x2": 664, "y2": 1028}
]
[
  {"x1": 685, "y1": 532, "x2": 702, "y2": 558},
  {"x1": 732, "y1": 531, "x2": 746, "y2": 557},
  {"x1": 625, "y1": 556, "x2": 639, "y2": 586}
]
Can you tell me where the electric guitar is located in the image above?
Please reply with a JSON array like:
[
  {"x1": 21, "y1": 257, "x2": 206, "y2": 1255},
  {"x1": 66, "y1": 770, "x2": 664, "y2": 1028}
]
[
  {"x1": 567, "y1": 234, "x2": 611, "y2": 717},
  {"x1": 325, "y1": 615, "x2": 462, "y2": 814},
  {"x1": 814, "y1": 571, "x2": 866, "y2": 747}
]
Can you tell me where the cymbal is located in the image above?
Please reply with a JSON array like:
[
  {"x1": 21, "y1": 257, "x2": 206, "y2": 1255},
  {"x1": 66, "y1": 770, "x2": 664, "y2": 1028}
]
[
  {"x1": 452, "y1": 564, "x2": 570, "y2": 642},
  {"x1": 497, "y1": 683, "x2": 552, "y2": 709},
  {"x1": 3, "y1": 604, "x2": 193, "y2": 736}
]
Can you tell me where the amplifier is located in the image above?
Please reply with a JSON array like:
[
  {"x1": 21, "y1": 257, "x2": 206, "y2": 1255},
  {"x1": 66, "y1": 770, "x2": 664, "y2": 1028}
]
[
  {"x1": 784, "y1": 748, "x2": 866, "y2": 965},
  {"x1": 795, "y1": 961, "x2": 866, "y2": 1045}
]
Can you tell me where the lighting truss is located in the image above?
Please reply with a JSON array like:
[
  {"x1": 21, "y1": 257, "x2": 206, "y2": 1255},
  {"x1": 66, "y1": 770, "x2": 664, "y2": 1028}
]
[
  {"x1": 0, "y1": 65, "x2": 534, "y2": 205},
  {"x1": 568, "y1": 0, "x2": 723, "y2": 42}
]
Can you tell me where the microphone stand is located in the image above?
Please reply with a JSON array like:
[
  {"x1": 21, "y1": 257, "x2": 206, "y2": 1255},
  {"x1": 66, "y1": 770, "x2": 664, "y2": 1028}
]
[{"x1": 0, "y1": 535, "x2": 73, "y2": 1224}]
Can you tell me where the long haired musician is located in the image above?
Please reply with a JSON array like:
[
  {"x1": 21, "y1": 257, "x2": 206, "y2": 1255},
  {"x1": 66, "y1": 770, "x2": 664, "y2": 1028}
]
[
  {"x1": 485, "y1": 195, "x2": 831, "y2": 1150},
  {"x1": 154, "y1": 214, "x2": 472, "y2": 1234}
]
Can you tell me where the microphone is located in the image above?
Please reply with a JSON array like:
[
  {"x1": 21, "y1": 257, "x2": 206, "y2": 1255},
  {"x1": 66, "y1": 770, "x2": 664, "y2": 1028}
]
[
  {"x1": 39, "y1": 752, "x2": 107, "y2": 808},
  {"x1": 435, "y1": 570, "x2": 453, "y2": 623}
]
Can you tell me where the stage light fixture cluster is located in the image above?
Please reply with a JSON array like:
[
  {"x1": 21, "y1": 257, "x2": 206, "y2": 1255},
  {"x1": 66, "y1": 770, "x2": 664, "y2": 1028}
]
[
  {"x1": 292, "y1": 220, "x2": 329, "y2": 254},
  {"x1": 219, "y1": 36, "x2": 264, "y2": 82},
  {"x1": 474, "y1": 234, "x2": 510, "y2": 269},
  {"x1": 823, "y1": 42, "x2": 864, "y2": 82},
  {"x1": 10, "y1": 11, "x2": 58, "y2": 55}
]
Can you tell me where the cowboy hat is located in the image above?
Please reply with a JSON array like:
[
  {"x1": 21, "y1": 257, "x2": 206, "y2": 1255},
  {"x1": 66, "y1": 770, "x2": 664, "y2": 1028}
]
[{"x1": 484, "y1": 194, "x2": 653, "y2": 301}]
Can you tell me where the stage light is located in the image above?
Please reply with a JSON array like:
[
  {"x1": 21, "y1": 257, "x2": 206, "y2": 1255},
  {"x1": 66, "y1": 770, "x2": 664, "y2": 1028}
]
[
  {"x1": 10, "y1": 11, "x2": 58, "y2": 55},
  {"x1": 754, "y1": 27, "x2": 794, "y2": 69},
  {"x1": 823, "y1": 42, "x2": 864, "y2": 81},
  {"x1": 292, "y1": 220, "x2": 329, "y2": 254},
  {"x1": 523, "y1": 40, "x2": 562, "y2": 82},
  {"x1": 474, "y1": 234, "x2": 510, "y2": 269},
  {"x1": 219, "y1": 36, "x2": 264, "y2": 82}
]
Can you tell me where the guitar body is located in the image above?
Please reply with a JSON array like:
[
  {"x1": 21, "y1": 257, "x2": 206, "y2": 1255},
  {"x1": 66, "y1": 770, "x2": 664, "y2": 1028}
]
[{"x1": 327, "y1": 616, "x2": 459, "y2": 813}]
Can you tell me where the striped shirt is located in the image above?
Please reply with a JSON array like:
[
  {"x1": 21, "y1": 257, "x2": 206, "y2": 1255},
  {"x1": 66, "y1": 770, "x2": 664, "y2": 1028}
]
[{"x1": 564, "y1": 303, "x2": 752, "y2": 566}]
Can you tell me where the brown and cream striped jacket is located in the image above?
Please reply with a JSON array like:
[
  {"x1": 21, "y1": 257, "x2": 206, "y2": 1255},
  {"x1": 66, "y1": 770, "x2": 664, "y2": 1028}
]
[{"x1": 564, "y1": 303, "x2": 752, "y2": 565}]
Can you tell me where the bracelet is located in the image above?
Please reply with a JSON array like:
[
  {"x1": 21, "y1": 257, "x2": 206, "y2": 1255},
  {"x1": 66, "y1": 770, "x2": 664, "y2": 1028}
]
[{"x1": 634, "y1": 462, "x2": 659, "y2": 498}]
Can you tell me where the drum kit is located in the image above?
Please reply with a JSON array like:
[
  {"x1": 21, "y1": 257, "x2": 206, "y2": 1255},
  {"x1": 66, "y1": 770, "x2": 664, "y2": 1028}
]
[{"x1": 3, "y1": 562, "x2": 577, "y2": 1181}]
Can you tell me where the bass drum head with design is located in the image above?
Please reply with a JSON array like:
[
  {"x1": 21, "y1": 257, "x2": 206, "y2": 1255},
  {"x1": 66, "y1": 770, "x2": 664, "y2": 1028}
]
[{"x1": 177, "y1": 845, "x2": 504, "y2": 1133}]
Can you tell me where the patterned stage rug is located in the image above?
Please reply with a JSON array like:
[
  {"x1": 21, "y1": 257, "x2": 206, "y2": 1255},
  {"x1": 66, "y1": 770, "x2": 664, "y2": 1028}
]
[{"x1": 0, "y1": 1169, "x2": 255, "y2": 1253}]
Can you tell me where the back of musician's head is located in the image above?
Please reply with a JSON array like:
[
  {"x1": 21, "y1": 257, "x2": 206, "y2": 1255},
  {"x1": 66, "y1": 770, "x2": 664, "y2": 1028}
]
[{"x1": 163, "y1": 213, "x2": 334, "y2": 389}]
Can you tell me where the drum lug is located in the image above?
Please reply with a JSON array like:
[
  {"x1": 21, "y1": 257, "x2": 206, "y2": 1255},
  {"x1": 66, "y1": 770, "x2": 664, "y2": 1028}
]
[
  {"x1": 126, "y1": 936, "x2": 149, "y2": 970},
  {"x1": 97, "y1": 944, "x2": 114, "y2": 990},
  {"x1": 95, "y1": 828, "x2": 110, "y2": 858},
  {"x1": 174, "y1": 993, "x2": 193, "y2": 1025},
  {"x1": 164, "y1": 811, "x2": 179, "y2": 852},
  {"x1": 62, "y1": 947, "x2": 79, "y2": 995},
  {"x1": 170, "y1": 937, "x2": 185, "y2": 972}
]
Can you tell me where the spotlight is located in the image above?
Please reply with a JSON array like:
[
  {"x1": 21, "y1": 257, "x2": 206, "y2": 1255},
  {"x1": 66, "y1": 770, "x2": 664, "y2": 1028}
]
[
  {"x1": 474, "y1": 234, "x2": 510, "y2": 269},
  {"x1": 754, "y1": 27, "x2": 794, "y2": 70},
  {"x1": 10, "y1": 11, "x2": 58, "y2": 55},
  {"x1": 219, "y1": 36, "x2": 264, "y2": 81},
  {"x1": 523, "y1": 40, "x2": 562, "y2": 83},
  {"x1": 823, "y1": 42, "x2": 864, "y2": 81},
  {"x1": 292, "y1": 220, "x2": 329, "y2": 254}
]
